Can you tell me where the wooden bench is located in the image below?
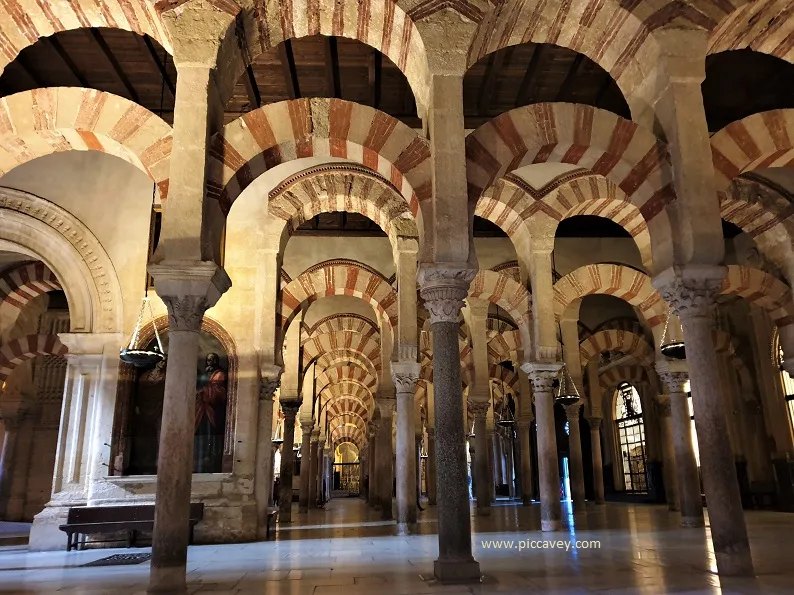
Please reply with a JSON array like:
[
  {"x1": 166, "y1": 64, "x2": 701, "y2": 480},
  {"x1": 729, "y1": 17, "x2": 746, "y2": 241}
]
[{"x1": 58, "y1": 503, "x2": 204, "y2": 551}]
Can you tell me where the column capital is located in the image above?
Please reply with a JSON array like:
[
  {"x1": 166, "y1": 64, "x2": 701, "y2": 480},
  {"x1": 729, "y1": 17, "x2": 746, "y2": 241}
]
[
  {"x1": 367, "y1": 421, "x2": 379, "y2": 437},
  {"x1": 311, "y1": 428, "x2": 320, "y2": 441},
  {"x1": 516, "y1": 417, "x2": 532, "y2": 430},
  {"x1": 467, "y1": 398, "x2": 490, "y2": 419},
  {"x1": 417, "y1": 264, "x2": 475, "y2": 324},
  {"x1": 280, "y1": 399, "x2": 302, "y2": 419},
  {"x1": 258, "y1": 364, "x2": 282, "y2": 401},
  {"x1": 148, "y1": 262, "x2": 231, "y2": 331},
  {"x1": 652, "y1": 265, "x2": 726, "y2": 320},
  {"x1": 300, "y1": 421, "x2": 314, "y2": 434},
  {"x1": 521, "y1": 362, "x2": 562, "y2": 393},
  {"x1": 655, "y1": 394, "x2": 672, "y2": 417},
  {"x1": 586, "y1": 417, "x2": 602, "y2": 430},
  {"x1": 391, "y1": 361, "x2": 420, "y2": 395},
  {"x1": 655, "y1": 360, "x2": 689, "y2": 394},
  {"x1": 564, "y1": 402, "x2": 582, "y2": 422},
  {"x1": 378, "y1": 396, "x2": 396, "y2": 416}
]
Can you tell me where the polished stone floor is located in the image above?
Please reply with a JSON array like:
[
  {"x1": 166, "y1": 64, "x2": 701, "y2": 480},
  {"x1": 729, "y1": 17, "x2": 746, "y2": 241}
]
[{"x1": 0, "y1": 498, "x2": 793, "y2": 594}]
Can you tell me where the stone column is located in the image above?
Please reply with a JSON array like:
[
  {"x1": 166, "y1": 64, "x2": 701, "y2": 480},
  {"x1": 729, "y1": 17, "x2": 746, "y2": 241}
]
[
  {"x1": 393, "y1": 363, "x2": 420, "y2": 533},
  {"x1": 378, "y1": 397, "x2": 396, "y2": 520},
  {"x1": 565, "y1": 403, "x2": 586, "y2": 514},
  {"x1": 418, "y1": 266, "x2": 480, "y2": 582},
  {"x1": 255, "y1": 366, "x2": 281, "y2": 539},
  {"x1": 657, "y1": 365, "x2": 704, "y2": 527},
  {"x1": 367, "y1": 421, "x2": 379, "y2": 508},
  {"x1": 504, "y1": 429, "x2": 516, "y2": 499},
  {"x1": 587, "y1": 418, "x2": 606, "y2": 505},
  {"x1": 427, "y1": 427, "x2": 437, "y2": 505},
  {"x1": 469, "y1": 400, "x2": 491, "y2": 515},
  {"x1": 0, "y1": 411, "x2": 21, "y2": 518},
  {"x1": 492, "y1": 431, "x2": 504, "y2": 487},
  {"x1": 278, "y1": 401, "x2": 301, "y2": 523},
  {"x1": 521, "y1": 363, "x2": 562, "y2": 531},
  {"x1": 298, "y1": 421, "x2": 313, "y2": 513},
  {"x1": 147, "y1": 263, "x2": 230, "y2": 593},
  {"x1": 655, "y1": 394, "x2": 680, "y2": 511},
  {"x1": 517, "y1": 419, "x2": 534, "y2": 504},
  {"x1": 309, "y1": 429, "x2": 320, "y2": 507},
  {"x1": 416, "y1": 433, "x2": 423, "y2": 499},
  {"x1": 655, "y1": 267, "x2": 753, "y2": 576}
]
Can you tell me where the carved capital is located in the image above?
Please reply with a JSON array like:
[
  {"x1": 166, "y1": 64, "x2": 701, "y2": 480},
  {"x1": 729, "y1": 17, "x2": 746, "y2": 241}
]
[
  {"x1": 258, "y1": 364, "x2": 282, "y2": 401},
  {"x1": 378, "y1": 396, "x2": 397, "y2": 416},
  {"x1": 587, "y1": 417, "x2": 602, "y2": 430},
  {"x1": 655, "y1": 394, "x2": 672, "y2": 416},
  {"x1": 516, "y1": 418, "x2": 532, "y2": 430},
  {"x1": 564, "y1": 402, "x2": 582, "y2": 422},
  {"x1": 418, "y1": 264, "x2": 476, "y2": 324},
  {"x1": 367, "y1": 421, "x2": 379, "y2": 437},
  {"x1": 653, "y1": 265, "x2": 726, "y2": 320},
  {"x1": 280, "y1": 400, "x2": 302, "y2": 420},
  {"x1": 300, "y1": 421, "x2": 314, "y2": 434},
  {"x1": 521, "y1": 362, "x2": 562, "y2": 394},
  {"x1": 656, "y1": 369, "x2": 689, "y2": 395},
  {"x1": 467, "y1": 398, "x2": 490, "y2": 419},
  {"x1": 392, "y1": 361, "x2": 420, "y2": 395}
]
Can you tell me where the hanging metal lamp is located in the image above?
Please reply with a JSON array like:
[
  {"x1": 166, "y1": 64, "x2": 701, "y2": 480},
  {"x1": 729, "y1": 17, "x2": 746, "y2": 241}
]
[
  {"x1": 120, "y1": 294, "x2": 164, "y2": 367},
  {"x1": 496, "y1": 392, "x2": 516, "y2": 427},
  {"x1": 660, "y1": 311, "x2": 686, "y2": 360},
  {"x1": 554, "y1": 364, "x2": 580, "y2": 408}
]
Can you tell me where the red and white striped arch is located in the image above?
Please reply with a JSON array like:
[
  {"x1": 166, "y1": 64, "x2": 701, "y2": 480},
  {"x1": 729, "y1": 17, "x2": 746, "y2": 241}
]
[
  {"x1": 308, "y1": 313, "x2": 379, "y2": 338},
  {"x1": 0, "y1": 333, "x2": 67, "y2": 382},
  {"x1": 317, "y1": 349, "x2": 380, "y2": 377},
  {"x1": 709, "y1": 0, "x2": 794, "y2": 64},
  {"x1": 468, "y1": 269, "x2": 531, "y2": 331},
  {"x1": 326, "y1": 395, "x2": 370, "y2": 421},
  {"x1": 280, "y1": 260, "x2": 398, "y2": 334},
  {"x1": 466, "y1": 103, "x2": 673, "y2": 226},
  {"x1": 0, "y1": 88, "x2": 172, "y2": 199},
  {"x1": 720, "y1": 265, "x2": 794, "y2": 325},
  {"x1": 328, "y1": 411, "x2": 368, "y2": 434},
  {"x1": 579, "y1": 329, "x2": 654, "y2": 368},
  {"x1": 553, "y1": 263, "x2": 666, "y2": 328},
  {"x1": 209, "y1": 98, "x2": 430, "y2": 215},
  {"x1": 0, "y1": 261, "x2": 61, "y2": 312},
  {"x1": 0, "y1": 0, "x2": 171, "y2": 75},
  {"x1": 317, "y1": 365, "x2": 378, "y2": 392},
  {"x1": 599, "y1": 364, "x2": 650, "y2": 393},
  {"x1": 488, "y1": 329, "x2": 523, "y2": 365},
  {"x1": 302, "y1": 329, "x2": 381, "y2": 369}
]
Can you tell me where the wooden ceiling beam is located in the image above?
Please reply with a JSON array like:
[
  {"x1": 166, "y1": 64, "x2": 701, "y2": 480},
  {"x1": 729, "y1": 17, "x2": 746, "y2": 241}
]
[
  {"x1": 477, "y1": 49, "x2": 507, "y2": 116},
  {"x1": 368, "y1": 50, "x2": 381, "y2": 109},
  {"x1": 44, "y1": 36, "x2": 89, "y2": 87},
  {"x1": 514, "y1": 44, "x2": 544, "y2": 108},
  {"x1": 86, "y1": 28, "x2": 138, "y2": 102},
  {"x1": 325, "y1": 37, "x2": 341, "y2": 98},
  {"x1": 555, "y1": 54, "x2": 585, "y2": 103},
  {"x1": 278, "y1": 40, "x2": 300, "y2": 99},
  {"x1": 139, "y1": 35, "x2": 175, "y2": 98}
]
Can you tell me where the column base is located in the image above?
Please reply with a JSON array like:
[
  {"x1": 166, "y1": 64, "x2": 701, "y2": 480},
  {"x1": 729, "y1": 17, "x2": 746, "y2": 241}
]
[
  {"x1": 475, "y1": 504, "x2": 491, "y2": 516},
  {"x1": 148, "y1": 564, "x2": 187, "y2": 594},
  {"x1": 521, "y1": 495, "x2": 532, "y2": 506},
  {"x1": 433, "y1": 558, "x2": 481, "y2": 583},
  {"x1": 541, "y1": 519, "x2": 561, "y2": 531},
  {"x1": 396, "y1": 522, "x2": 418, "y2": 535},
  {"x1": 680, "y1": 516, "x2": 705, "y2": 528}
]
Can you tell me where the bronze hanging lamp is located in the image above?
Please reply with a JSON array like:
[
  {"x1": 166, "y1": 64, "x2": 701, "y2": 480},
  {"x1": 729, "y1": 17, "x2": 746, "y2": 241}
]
[{"x1": 660, "y1": 310, "x2": 686, "y2": 360}]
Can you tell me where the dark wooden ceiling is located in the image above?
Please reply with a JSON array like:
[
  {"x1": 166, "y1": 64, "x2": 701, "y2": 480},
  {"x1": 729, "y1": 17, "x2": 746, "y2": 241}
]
[{"x1": 4, "y1": 29, "x2": 793, "y2": 134}]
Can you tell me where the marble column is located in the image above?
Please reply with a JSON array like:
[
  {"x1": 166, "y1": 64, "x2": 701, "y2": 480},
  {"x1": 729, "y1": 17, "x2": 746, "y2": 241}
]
[
  {"x1": 522, "y1": 363, "x2": 562, "y2": 531},
  {"x1": 587, "y1": 418, "x2": 606, "y2": 505},
  {"x1": 657, "y1": 365, "x2": 704, "y2": 528},
  {"x1": 278, "y1": 401, "x2": 301, "y2": 523},
  {"x1": 492, "y1": 431, "x2": 504, "y2": 487},
  {"x1": 655, "y1": 267, "x2": 753, "y2": 576},
  {"x1": 470, "y1": 400, "x2": 491, "y2": 515},
  {"x1": 393, "y1": 363, "x2": 420, "y2": 533},
  {"x1": 504, "y1": 429, "x2": 516, "y2": 499},
  {"x1": 255, "y1": 366, "x2": 281, "y2": 540},
  {"x1": 0, "y1": 411, "x2": 21, "y2": 518},
  {"x1": 427, "y1": 428, "x2": 437, "y2": 505},
  {"x1": 378, "y1": 398, "x2": 396, "y2": 521},
  {"x1": 565, "y1": 403, "x2": 586, "y2": 514},
  {"x1": 147, "y1": 263, "x2": 230, "y2": 593},
  {"x1": 518, "y1": 419, "x2": 534, "y2": 504},
  {"x1": 655, "y1": 394, "x2": 680, "y2": 511},
  {"x1": 309, "y1": 429, "x2": 320, "y2": 507},
  {"x1": 416, "y1": 434, "x2": 423, "y2": 499},
  {"x1": 367, "y1": 421, "x2": 379, "y2": 509},
  {"x1": 418, "y1": 266, "x2": 480, "y2": 582},
  {"x1": 487, "y1": 430, "x2": 496, "y2": 502},
  {"x1": 298, "y1": 421, "x2": 313, "y2": 513}
]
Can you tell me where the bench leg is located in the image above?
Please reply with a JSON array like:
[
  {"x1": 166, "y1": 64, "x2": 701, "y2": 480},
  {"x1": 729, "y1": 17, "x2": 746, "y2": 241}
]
[
  {"x1": 126, "y1": 530, "x2": 132, "y2": 548},
  {"x1": 66, "y1": 533, "x2": 72, "y2": 552}
]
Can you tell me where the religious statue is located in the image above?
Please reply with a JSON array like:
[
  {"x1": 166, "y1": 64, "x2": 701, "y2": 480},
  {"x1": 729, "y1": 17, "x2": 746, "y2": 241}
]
[{"x1": 194, "y1": 352, "x2": 228, "y2": 473}]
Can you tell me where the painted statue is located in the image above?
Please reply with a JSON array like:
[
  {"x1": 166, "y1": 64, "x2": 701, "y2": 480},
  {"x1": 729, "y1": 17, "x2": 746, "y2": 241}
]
[{"x1": 193, "y1": 352, "x2": 228, "y2": 473}]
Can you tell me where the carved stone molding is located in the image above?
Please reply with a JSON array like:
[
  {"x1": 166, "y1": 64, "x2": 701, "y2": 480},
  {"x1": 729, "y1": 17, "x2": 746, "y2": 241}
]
[
  {"x1": 392, "y1": 361, "x2": 420, "y2": 395},
  {"x1": 280, "y1": 400, "x2": 302, "y2": 419},
  {"x1": 653, "y1": 265, "x2": 726, "y2": 320},
  {"x1": 468, "y1": 399, "x2": 490, "y2": 419},
  {"x1": 417, "y1": 265, "x2": 476, "y2": 324},
  {"x1": 564, "y1": 402, "x2": 582, "y2": 422},
  {"x1": 521, "y1": 362, "x2": 562, "y2": 394},
  {"x1": 161, "y1": 295, "x2": 208, "y2": 332},
  {"x1": 259, "y1": 364, "x2": 283, "y2": 401}
]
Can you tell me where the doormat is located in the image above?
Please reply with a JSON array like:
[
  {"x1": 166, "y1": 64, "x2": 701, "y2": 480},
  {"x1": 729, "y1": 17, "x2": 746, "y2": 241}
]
[{"x1": 82, "y1": 553, "x2": 151, "y2": 567}]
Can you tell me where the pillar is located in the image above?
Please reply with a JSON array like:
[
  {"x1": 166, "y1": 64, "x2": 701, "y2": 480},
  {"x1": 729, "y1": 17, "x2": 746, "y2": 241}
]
[
  {"x1": 377, "y1": 398, "x2": 395, "y2": 520},
  {"x1": 655, "y1": 268, "x2": 753, "y2": 576},
  {"x1": 657, "y1": 365, "x2": 704, "y2": 527},
  {"x1": 427, "y1": 427, "x2": 437, "y2": 505},
  {"x1": 655, "y1": 394, "x2": 680, "y2": 511},
  {"x1": 470, "y1": 400, "x2": 491, "y2": 515},
  {"x1": 565, "y1": 403, "x2": 586, "y2": 514},
  {"x1": 277, "y1": 401, "x2": 301, "y2": 523},
  {"x1": 147, "y1": 263, "x2": 230, "y2": 593},
  {"x1": 517, "y1": 419, "x2": 534, "y2": 504},
  {"x1": 486, "y1": 429, "x2": 496, "y2": 502},
  {"x1": 418, "y1": 265, "x2": 480, "y2": 582},
  {"x1": 416, "y1": 433, "x2": 423, "y2": 499},
  {"x1": 0, "y1": 411, "x2": 21, "y2": 518},
  {"x1": 504, "y1": 428, "x2": 516, "y2": 499},
  {"x1": 298, "y1": 421, "x2": 313, "y2": 513},
  {"x1": 522, "y1": 363, "x2": 562, "y2": 531},
  {"x1": 587, "y1": 418, "x2": 606, "y2": 505},
  {"x1": 309, "y1": 429, "x2": 320, "y2": 507},
  {"x1": 393, "y1": 363, "x2": 420, "y2": 533},
  {"x1": 367, "y1": 421, "x2": 379, "y2": 508},
  {"x1": 255, "y1": 366, "x2": 281, "y2": 539}
]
